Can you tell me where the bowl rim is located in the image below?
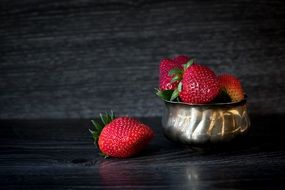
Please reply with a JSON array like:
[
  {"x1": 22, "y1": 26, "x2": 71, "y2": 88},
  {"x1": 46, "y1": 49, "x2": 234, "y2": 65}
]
[{"x1": 163, "y1": 95, "x2": 247, "y2": 107}]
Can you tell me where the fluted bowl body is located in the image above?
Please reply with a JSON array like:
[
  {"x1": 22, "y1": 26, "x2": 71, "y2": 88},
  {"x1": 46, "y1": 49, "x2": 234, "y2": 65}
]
[{"x1": 161, "y1": 99, "x2": 250, "y2": 144}]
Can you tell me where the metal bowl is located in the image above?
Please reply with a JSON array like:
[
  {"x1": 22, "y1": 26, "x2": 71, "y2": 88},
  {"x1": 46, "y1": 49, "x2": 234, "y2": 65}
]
[{"x1": 161, "y1": 99, "x2": 250, "y2": 144}]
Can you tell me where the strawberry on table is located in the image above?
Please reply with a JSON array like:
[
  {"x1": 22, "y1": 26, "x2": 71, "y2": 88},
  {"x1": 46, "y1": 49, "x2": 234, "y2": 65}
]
[
  {"x1": 89, "y1": 112, "x2": 154, "y2": 158},
  {"x1": 218, "y1": 74, "x2": 244, "y2": 102}
]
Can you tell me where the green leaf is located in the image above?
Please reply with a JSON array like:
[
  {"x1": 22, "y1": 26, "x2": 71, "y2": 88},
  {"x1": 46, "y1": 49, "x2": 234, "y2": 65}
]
[
  {"x1": 176, "y1": 97, "x2": 181, "y2": 102},
  {"x1": 89, "y1": 111, "x2": 117, "y2": 157},
  {"x1": 168, "y1": 68, "x2": 183, "y2": 76},
  {"x1": 101, "y1": 112, "x2": 115, "y2": 125},
  {"x1": 183, "y1": 59, "x2": 194, "y2": 70},
  {"x1": 89, "y1": 129, "x2": 95, "y2": 134},
  {"x1": 170, "y1": 75, "x2": 182, "y2": 83},
  {"x1": 156, "y1": 89, "x2": 174, "y2": 101},
  {"x1": 91, "y1": 120, "x2": 103, "y2": 131},
  {"x1": 89, "y1": 129, "x2": 99, "y2": 142},
  {"x1": 178, "y1": 82, "x2": 182, "y2": 92},
  {"x1": 99, "y1": 152, "x2": 109, "y2": 158},
  {"x1": 99, "y1": 113, "x2": 105, "y2": 124},
  {"x1": 110, "y1": 110, "x2": 115, "y2": 120},
  {"x1": 170, "y1": 89, "x2": 179, "y2": 101},
  {"x1": 105, "y1": 112, "x2": 111, "y2": 124}
]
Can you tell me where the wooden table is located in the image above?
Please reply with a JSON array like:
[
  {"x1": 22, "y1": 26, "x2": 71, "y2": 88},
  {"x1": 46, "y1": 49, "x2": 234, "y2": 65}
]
[{"x1": 1, "y1": 114, "x2": 284, "y2": 189}]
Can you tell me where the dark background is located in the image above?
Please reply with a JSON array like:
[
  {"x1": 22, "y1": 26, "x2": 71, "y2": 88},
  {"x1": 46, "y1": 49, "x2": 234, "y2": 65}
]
[{"x1": 1, "y1": 0, "x2": 285, "y2": 119}]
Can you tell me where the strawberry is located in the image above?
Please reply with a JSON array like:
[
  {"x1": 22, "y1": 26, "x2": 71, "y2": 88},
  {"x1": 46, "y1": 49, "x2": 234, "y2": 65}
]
[
  {"x1": 159, "y1": 55, "x2": 190, "y2": 90},
  {"x1": 218, "y1": 74, "x2": 244, "y2": 102},
  {"x1": 89, "y1": 112, "x2": 154, "y2": 158},
  {"x1": 173, "y1": 55, "x2": 190, "y2": 65},
  {"x1": 178, "y1": 63, "x2": 220, "y2": 104},
  {"x1": 159, "y1": 58, "x2": 182, "y2": 90},
  {"x1": 157, "y1": 58, "x2": 220, "y2": 103}
]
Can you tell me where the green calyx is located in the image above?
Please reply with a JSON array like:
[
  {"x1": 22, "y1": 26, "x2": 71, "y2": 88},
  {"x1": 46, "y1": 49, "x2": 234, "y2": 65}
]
[
  {"x1": 168, "y1": 58, "x2": 195, "y2": 84},
  {"x1": 155, "y1": 88, "x2": 180, "y2": 102},
  {"x1": 156, "y1": 58, "x2": 195, "y2": 102},
  {"x1": 183, "y1": 59, "x2": 194, "y2": 71},
  {"x1": 89, "y1": 111, "x2": 115, "y2": 158},
  {"x1": 168, "y1": 68, "x2": 182, "y2": 84}
]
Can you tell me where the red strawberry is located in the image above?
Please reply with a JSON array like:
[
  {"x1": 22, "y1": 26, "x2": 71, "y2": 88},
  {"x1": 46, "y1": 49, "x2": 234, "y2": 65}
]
[
  {"x1": 179, "y1": 64, "x2": 220, "y2": 104},
  {"x1": 89, "y1": 112, "x2": 154, "y2": 158},
  {"x1": 173, "y1": 55, "x2": 190, "y2": 65},
  {"x1": 159, "y1": 58, "x2": 182, "y2": 90},
  {"x1": 159, "y1": 56, "x2": 190, "y2": 91},
  {"x1": 218, "y1": 74, "x2": 244, "y2": 102}
]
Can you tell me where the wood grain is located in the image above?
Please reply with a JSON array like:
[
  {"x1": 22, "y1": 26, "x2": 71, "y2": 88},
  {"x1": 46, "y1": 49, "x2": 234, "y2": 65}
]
[
  {"x1": 0, "y1": 115, "x2": 285, "y2": 189},
  {"x1": 1, "y1": 0, "x2": 285, "y2": 118}
]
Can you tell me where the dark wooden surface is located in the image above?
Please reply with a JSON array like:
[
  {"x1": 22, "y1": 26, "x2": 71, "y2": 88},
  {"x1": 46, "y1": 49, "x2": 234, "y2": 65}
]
[
  {"x1": 1, "y1": 0, "x2": 285, "y2": 119},
  {"x1": 0, "y1": 114, "x2": 285, "y2": 189}
]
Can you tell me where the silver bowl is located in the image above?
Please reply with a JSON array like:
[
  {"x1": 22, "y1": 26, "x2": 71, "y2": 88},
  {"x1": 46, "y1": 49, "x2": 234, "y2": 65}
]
[{"x1": 161, "y1": 99, "x2": 250, "y2": 144}]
